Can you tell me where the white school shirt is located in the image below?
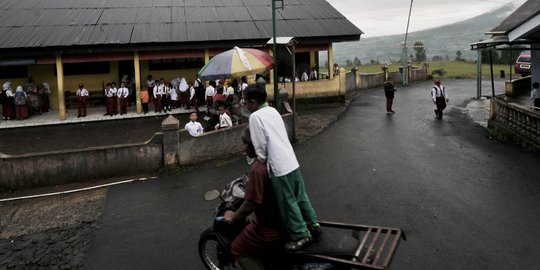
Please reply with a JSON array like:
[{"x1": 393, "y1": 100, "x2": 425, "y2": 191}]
[
  {"x1": 105, "y1": 88, "x2": 115, "y2": 97},
  {"x1": 154, "y1": 84, "x2": 165, "y2": 98},
  {"x1": 117, "y1": 87, "x2": 129, "y2": 98},
  {"x1": 218, "y1": 112, "x2": 232, "y2": 128},
  {"x1": 185, "y1": 121, "x2": 204, "y2": 136},
  {"x1": 249, "y1": 106, "x2": 299, "y2": 177},
  {"x1": 239, "y1": 82, "x2": 248, "y2": 92},
  {"x1": 205, "y1": 85, "x2": 215, "y2": 97},
  {"x1": 431, "y1": 85, "x2": 448, "y2": 102},
  {"x1": 170, "y1": 87, "x2": 178, "y2": 101},
  {"x1": 76, "y1": 88, "x2": 89, "y2": 97},
  {"x1": 226, "y1": 86, "x2": 235, "y2": 96}
]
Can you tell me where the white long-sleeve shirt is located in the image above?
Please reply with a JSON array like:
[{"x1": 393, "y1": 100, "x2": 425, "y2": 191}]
[
  {"x1": 76, "y1": 88, "x2": 89, "y2": 97},
  {"x1": 154, "y1": 84, "x2": 165, "y2": 98},
  {"x1": 185, "y1": 121, "x2": 204, "y2": 136},
  {"x1": 117, "y1": 87, "x2": 129, "y2": 98},
  {"x1": 249, "y1": 105, "x2": 299, "y2": 177},
  {"x1": 431, "y1": 85, "x2": 448, "y2": 102},
  {"x1": 205, "y1": 85, "x2": 215, "y2": 97},
  {"x1": 217, "y1": 112, "x2": 232, "y2": 129}
]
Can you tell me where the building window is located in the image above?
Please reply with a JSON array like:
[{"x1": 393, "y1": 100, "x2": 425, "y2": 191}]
[
  {"x1": 56, "y1": 62, "x2": 110, "y2": 76},
  {"x1": 149, "y1": 58, "x2": 204, "y2": 70},
  {"x1": 0, "y1": 65, "x2": 28, "y2": 79}
]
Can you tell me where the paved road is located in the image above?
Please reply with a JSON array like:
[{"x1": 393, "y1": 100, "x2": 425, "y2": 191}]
[{"x1": 85, "y1": 79, "x2": 540, "y2": 270}]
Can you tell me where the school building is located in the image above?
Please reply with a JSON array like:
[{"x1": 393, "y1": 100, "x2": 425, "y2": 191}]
[{"x1": 0, "y1": 0, "x2": 363, "y2": 121}]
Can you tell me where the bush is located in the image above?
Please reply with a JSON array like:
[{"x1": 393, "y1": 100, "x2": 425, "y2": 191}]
[{"x1": 431, "y1": 69, "x2": 446, "y2": 76}]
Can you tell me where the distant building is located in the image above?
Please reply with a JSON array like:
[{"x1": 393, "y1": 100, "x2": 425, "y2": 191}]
[
  {"x1": 0, "y1": 0, "x2": 363, "y2": 120},
  {"x1": 471, "y1": 0, "x2": 539, "y2": 83}
]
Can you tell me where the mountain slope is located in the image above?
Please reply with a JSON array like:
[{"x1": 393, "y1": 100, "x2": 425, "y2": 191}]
[{"x1": 331, "y1": 4, "x2": 517, "y2": 65}]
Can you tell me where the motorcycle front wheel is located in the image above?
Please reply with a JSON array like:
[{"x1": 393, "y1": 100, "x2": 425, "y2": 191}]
[{"x1": 199, "y1": 228, "x2": 235, "y2": 270}]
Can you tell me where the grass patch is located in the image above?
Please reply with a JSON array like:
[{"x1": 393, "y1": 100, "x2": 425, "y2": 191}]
[{"x1": 342, "y1": 61, "x2": 519, "y2": 79}]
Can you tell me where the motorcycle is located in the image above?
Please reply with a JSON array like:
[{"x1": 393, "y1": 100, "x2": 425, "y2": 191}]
[{"x1": 198, "y1": 176, "x2": 405, "y2": 270}]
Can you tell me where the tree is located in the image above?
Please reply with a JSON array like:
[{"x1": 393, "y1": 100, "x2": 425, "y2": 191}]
[
  {"x1": 481, "y1": 48, "x2": 500, "y2": 64},
  {"x1": 499, "y1": 45, "x2": 527, "y2": 64},
  {"x1": 455, "y1": 50, "x2": 463, "y2": 61},
  {"x1": 413, "y1": 41, "x2": 426, "y2": 62},
  {"x1": 432, "y1": 55, "x2": 443, "y2": 61},
  {"x1": 346, "y1": 59, "x2": 352, "y2": 67},
  {"x1": 353, "y1": 57, "x2": 361, "y2": 66}
]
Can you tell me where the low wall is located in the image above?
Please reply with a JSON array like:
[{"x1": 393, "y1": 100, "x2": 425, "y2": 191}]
[
  {"x1": 0, "y1": 114, "x2": 295, "y2": 190},
  {"x1": 351, "y1": 68, "x2": 427, "y2": 90},
  {"x1": 488, "y1": 95, "x2": 540, "y2": 150},
  {"x1": 265, "y1": 68, "x2": 346, "y2": 100},
  {"x1": 0, "y1": 134, "x2": 163, "y2": 190},
  {"x1": 178, "y1": 113, "x2": 294, "y2": 165},
  {"x1": 505, "y1": 76, "x2": 531, "y2": 97}
]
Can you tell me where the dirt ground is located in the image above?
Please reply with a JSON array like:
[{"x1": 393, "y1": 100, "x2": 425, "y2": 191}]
[{"x1": 0, "y1": 100, "x2": 350, "y2": 269}]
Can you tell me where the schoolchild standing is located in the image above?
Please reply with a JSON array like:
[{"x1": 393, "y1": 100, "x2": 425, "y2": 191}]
[
  {"x1": 111, "y1": 82, "x2": 118, "y2": 115},
  {"x1": 76, "y1": 83, "x2": 89, "y2": 118},
  {"x1": 154, "y1": 79, "x2": 165, "y2": 113},
  {"x1": 140, "y1": 85, "x2": 150, "y2": 114},
  {"x1": 104, "y1": 83, "x2": 115, "y2": 116},
  {"x1": 205, "y1": 81, "x2": 215, "y2": 110},
  {"x1": 117, "y1": 81, "x2": 129, "y2": 115}
]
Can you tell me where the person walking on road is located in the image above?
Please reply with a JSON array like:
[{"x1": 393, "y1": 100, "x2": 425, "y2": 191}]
[
  {"x1": 384, "y1": 77, "x2": 397, "y2": 114},
  {"x1": 431, "y1": 79, "x2": 449, "y2": 119},
  {"x1": 530, "y1": 82, "x2": 540, "y2": 111},
  {"x1": 245, "y1": 84, "x2": 320, "y2": 251}
]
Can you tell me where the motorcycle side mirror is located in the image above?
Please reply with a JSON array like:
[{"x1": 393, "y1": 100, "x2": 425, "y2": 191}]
[{"x1": 204, "y1": 189, "x2": 221, "y2": 201}]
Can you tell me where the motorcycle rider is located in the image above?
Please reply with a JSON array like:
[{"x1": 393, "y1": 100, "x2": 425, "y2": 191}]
[{"x1": 224, "y1": 127, "x2": 287, "y2": 270}]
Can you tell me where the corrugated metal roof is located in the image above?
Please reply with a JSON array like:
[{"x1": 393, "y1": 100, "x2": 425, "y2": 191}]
[
  {"x1": 492, "y1": 0, "x2": 540, "y2": 33},
  {"x1": 0, "y1": 0, "x2": 363, "y2": 50}
]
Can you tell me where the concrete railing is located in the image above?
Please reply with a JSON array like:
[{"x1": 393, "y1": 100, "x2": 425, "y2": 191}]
[
  {"x1": 348, "y1": 68, "x2": 428, "y2": 90},
  {"x1": 0, "y1": 134, "x2": 163, "y2": 190},
  {"x1": 488, "y1": 95, "x2": 540, "y2": 149},
  {"x1": 265, "y1": 68, "x2": 347, "y2": 100},
  {"x1": 505, "y1": 76, "x2": 531, "y2": 97},
  {"x1": 0, "y1": 114, "x2": 295, "y2": 190}
]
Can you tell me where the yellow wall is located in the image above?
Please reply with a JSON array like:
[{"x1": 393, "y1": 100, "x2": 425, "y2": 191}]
[
  {"x1": 139, "y1": 61, "x2": 200, "y2": 85},
  {"x1": 264, "y1": 67, "x2": 346, "y2": 100}
]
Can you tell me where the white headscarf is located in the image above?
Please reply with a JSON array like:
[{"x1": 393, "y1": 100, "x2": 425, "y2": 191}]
[
  {"x1": 179, "y1": 78, "x2": 188, "y2": 92},
  {"x1": 16, "y1": 85, "x2": 24, "y2": 92},
  {"x1": 43, "y1": 82, "x2": 51, "y2": 94},
  {"x1": 3, "y1": 82, "x2": 11, "y2": 90}
]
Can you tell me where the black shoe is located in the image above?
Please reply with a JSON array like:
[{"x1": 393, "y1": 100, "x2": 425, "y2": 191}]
[
  {"x1": 285, "y1": 236, "x2": 312, "y2": 251},
  {"x1": 309, "y1": 224, "x2": 322, "y2": 239}
]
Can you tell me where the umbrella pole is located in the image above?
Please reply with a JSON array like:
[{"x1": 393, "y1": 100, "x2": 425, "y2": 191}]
[
  {"x1": 292, "y1": 44, "x2": 297, "y2": 142},
  {"x1": 272, "y1": 0, "x2": 280, "y2": 112}
]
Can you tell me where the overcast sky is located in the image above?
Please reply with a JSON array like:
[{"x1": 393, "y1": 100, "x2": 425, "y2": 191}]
[{"x1": 326, "y1": 0, "x2": 527, "y2": 37}]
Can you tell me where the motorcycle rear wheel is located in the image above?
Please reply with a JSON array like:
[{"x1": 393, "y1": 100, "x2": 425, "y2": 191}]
[{"x1": 199, "y1": 228, "x2": 235, "y2": 270}]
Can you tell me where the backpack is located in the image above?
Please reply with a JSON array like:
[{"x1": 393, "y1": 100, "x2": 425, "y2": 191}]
[{"x1": 14, "y1": 91, "x2": 26, "y2": 105}]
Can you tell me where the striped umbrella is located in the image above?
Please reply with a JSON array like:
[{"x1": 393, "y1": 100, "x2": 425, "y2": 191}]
[{"x1": 198, "y1": 47, "x2": 274, "y2": 80}]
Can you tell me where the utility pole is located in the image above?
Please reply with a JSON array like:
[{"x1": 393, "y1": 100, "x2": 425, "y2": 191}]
[
  {"x1": 272, "y1": 0, "x2": 280, "y2": 111},
  {"x1": 402, "y1": 0, "x2": 413, "y2": 86}
]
